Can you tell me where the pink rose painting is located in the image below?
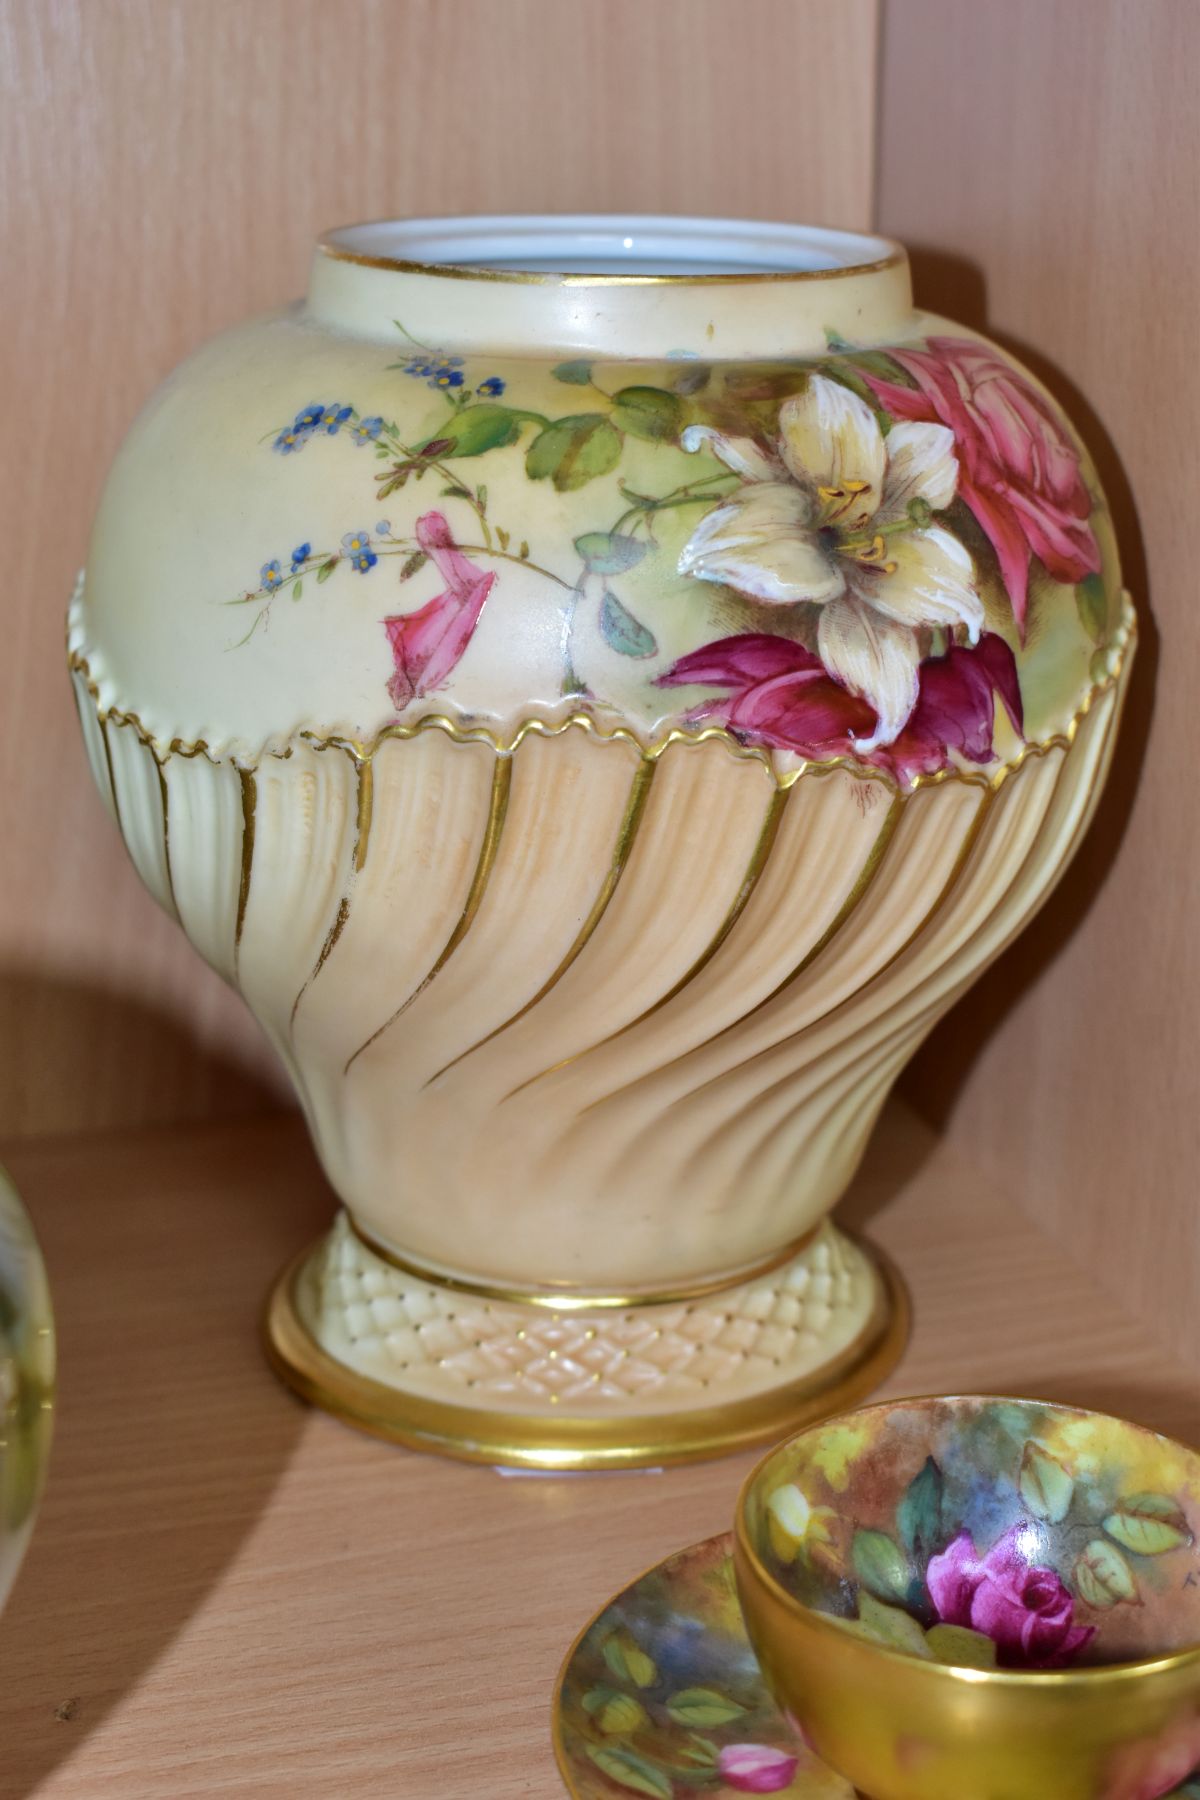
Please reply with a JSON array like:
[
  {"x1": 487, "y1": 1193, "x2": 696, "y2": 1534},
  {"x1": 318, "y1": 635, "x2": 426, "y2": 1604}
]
[
  {"x1": 927, "y1": 1526, "x2": 1096, "y2": 1669},
  {"x1": 656, "y1": 628, "x2": 1022, "y2": 785},
  {"x1": 716, "y1": 1742, "x2": 799, "y2": 1793},
  {"x1": 865, "y1": 337, "x2": 1101, "y2": 633},
  {"x1": 383, "y1": 510, "x2": 495, "y2": 709}
]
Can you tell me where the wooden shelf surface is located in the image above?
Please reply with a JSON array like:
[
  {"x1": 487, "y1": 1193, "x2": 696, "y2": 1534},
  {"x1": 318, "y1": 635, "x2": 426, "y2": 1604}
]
[{"x1": 0, "y1": 1100, "x2": 1195, "y2": 1799}]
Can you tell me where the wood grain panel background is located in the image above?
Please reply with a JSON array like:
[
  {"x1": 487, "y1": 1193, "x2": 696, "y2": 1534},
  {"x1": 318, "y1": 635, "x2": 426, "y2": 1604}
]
[
  {"x1": 0, "y1": 0, "x2": 878, "y2": 1138},
  {"x1": 879, "y1": 0, "x2": 1200, "y2": 1364}
]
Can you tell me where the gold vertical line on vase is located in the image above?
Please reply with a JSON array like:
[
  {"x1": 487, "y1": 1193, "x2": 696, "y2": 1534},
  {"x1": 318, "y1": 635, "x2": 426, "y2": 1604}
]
[
  {"x1": 424, "y1": 756, "x2": 659, "y2": 1089},
  {"x1": 344, "y1": 754, "x2": 514, "y2": 1075},
  {"x1": 155, "y1": 755, "x2": 178, "y2": 918},
  {"x1": 98, "y1": 714, "x2": 124, "y2": 835},
  {"x1": 669, "y1": 782, "x2": 998, "y2": 1124},
  {"x1": 502, "y1": 781, "x2": 794, "y2": 1102},
  {"x1": 838, "y1": 729, "x2": 1109, "y2": 1113},
  {"x1": 751, "y1": 747, "x2": 1088, "y2": 1191},
  {"x1": 579, "y1": 786, "x2": 906, "y2": 1117},
  {"x1": 234, "y1": 766, "x2": 258, "y2": 965},
  {"x1": 290, "y1": 752, "x2": 375, "y2": 1031}
]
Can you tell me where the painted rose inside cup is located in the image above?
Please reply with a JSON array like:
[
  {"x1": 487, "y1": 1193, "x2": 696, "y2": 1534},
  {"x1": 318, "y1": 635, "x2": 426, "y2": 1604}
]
[
  {"x1": 925, "y1": 1525, "x2": 1095, "y2": 1669},
  {"x1": 743, "y1": 1399, "x2": 1200, "y2": 1673}
]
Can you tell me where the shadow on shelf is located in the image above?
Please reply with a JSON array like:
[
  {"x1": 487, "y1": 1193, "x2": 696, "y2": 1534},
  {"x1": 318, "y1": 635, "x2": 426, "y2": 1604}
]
[
  {"x1": 0, "y1": 971, "x2": 325, "y2": 1799},
  {"x1": 0, "y1": 962, "x2": 286, "y2": 1141}
]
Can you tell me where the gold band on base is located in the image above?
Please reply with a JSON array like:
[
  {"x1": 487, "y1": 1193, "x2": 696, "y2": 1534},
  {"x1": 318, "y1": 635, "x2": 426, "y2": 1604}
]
[
  {"x1": 261, "y1": 1231, "x2": 909, "y2": 1470},
  {"x1": 344, "y1": 1211, "x2": 822, "y2": 1313}
]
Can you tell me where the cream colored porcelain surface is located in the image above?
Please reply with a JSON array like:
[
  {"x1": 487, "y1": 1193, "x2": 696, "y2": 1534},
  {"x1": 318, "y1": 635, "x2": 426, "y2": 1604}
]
[
  {"x1": 68, "y1": 606, "x2": 1130, "y2": 1294},
  {"x1": 71, "y1": 218, "x2": 1132, "y2": 1458},
  {"x1": 305, "y1": 1212, "x2": 875, "y2": 1413}
]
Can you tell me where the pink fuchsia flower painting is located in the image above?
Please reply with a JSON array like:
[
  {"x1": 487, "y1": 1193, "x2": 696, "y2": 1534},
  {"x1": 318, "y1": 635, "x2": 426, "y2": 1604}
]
[
  {"x1": 864, "y1": 337, "x2": 1101, "y2": 634},
  {"x1": 383, "y1": 511, "x2": 495, "y2": 708},
  {"x1": 927, "y1": 1526, "x2": 1096, "y2": 1669},
  {"x1": 656, "y1": 628, "x2": 1022, "y2": 786}
]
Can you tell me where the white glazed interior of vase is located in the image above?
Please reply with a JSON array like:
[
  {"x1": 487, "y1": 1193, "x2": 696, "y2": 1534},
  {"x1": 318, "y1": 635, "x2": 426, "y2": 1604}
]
[{"x1": 321, "y1": 214, "x2": 899, "y2": 278}]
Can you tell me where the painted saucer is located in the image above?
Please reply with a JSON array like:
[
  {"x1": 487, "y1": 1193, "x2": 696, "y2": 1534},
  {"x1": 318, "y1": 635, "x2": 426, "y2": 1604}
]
[{"x1": 553, "y1": 1531, "x2": 855, "y2": 1798}]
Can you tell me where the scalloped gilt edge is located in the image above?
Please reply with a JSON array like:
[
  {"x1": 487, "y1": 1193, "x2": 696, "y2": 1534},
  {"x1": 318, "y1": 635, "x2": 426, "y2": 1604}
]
[{"x1": 66, "y1": 573, "x2": 1135, "y2": 798}]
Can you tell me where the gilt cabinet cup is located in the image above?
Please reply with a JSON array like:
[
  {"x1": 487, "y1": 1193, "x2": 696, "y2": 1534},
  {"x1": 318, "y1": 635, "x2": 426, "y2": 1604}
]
[{"x1": 69, "y1": 218, "x2": 1132, "y2": 1466}]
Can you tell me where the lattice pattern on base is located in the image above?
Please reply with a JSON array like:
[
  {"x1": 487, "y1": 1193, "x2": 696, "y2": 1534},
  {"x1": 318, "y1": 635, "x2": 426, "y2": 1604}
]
[{"x1": 297, "y1": 1211, "x2": 881, "y2": 1418}]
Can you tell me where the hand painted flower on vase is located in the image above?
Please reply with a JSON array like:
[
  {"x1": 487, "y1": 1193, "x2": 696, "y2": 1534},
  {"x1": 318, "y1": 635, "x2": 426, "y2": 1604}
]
[
  {"x1": 675, "y1": 373, "x2": 983, "y2": 748},
  {"x1": 383, "y1": 511, "x2": 496, "y2": 708},
  {"x1": 657, "y1": 629, "x2": 1022, "y2": 784},
  {"x1": 236, "y1": 324, "x2": 1114, "y2": 784},
  {"x1": 864, "y1": 337, "x2": 1101, "y2": 631}
]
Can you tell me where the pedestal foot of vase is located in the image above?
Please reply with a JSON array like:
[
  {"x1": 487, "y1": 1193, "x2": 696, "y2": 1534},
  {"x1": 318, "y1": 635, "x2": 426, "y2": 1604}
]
[{"x1": 262, "y1": 1212, "x2": 907, "y2": 1469}]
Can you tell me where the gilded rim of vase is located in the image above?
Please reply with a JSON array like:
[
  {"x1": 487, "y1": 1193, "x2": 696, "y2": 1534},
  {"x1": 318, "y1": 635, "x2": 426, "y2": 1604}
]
[{"x1": 316, "y1": 213, "x2": 907, "y2": 286}]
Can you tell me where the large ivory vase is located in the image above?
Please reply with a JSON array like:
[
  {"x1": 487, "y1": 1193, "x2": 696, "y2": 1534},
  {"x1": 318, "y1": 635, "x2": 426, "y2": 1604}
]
[{"x1": 70, "y1": 218, "x2": 1132, "y2": 1466}]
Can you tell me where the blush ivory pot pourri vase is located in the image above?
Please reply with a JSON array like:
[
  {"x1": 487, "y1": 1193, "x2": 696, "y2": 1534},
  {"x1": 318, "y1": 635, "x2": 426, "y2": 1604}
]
[{"x1": 70, "y1": 217, "x2": 1133, "y2": 1468}]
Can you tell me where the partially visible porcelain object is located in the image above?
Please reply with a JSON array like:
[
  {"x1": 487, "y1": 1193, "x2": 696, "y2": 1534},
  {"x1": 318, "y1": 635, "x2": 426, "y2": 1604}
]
[
  {"x1": 554, "y1": 1530, "x2": 851, "y2": 1799},
  {"x1": 0, "y1": 1168, "x2": 54, "y2": 1612},
  {"x1": 735, "y1": 1398, "x2": 1200, "y2": 1800},
  {"x1": 69, "y1": 216, "x2": 1132, "y2": 1466}
]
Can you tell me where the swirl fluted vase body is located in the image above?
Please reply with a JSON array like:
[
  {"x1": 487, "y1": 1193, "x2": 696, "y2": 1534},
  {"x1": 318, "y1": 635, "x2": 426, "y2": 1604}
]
[{"x1": 70, "y1": 218, "x2": 1132, "y2": 1465}]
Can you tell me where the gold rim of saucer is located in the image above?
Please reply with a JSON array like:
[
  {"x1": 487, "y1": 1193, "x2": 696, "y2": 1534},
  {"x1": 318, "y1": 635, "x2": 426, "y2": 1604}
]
[{"x1": 261, "y1": 1234, "x2": 909, "y2": 1470}]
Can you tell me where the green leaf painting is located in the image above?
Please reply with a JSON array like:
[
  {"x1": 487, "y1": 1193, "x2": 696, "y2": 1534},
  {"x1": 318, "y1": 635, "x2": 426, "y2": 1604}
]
[
  {"x1": 610, "y1": 385, "x2": 684, "y2": 442},
  {"x1": 526, "y1": 413, "x2": 623, "y2": 491},
  {"x1": 897, "y1": 1457, "x2": 944, "y2": 1559},
  {"x1": 597, "y1": 1694, "x2": 649, "y2": 1736},
  {"x1": 552, "y1": 359, "x2": 594, "y2": 385},
  {"x1": 421, "y1": 403, "x2": 523, "y2": 459},
  {"x1": 599, "y1": 590, "x2": 657, "y2": 658},
  {"x1": 1019, "y1": 1442, "x2": 1074, "y2": 1524},
  {"x1": 601, "y1": 1632, "x2": 657, "y2": 1689},
  {"x1": 1103, "y1": 1494, "x2": 1193, "y2": 1556},
  {"x1": 1073, "y1": 1539, "x2": 1139, "y2": 1609},
  {"x1": 574, "y1": 531, "x2": 648, "y2": 574},
  {"x1": 852, "y1": 1529, "x2": 911, "y2": 1604},
  {"x1": 664, "y1": 1687, "x2": 748, "y2": 1727},
  {"x1": 854, "y1": 1592, "x2": 933, "y2": 1658},
  {"x1": 1077, "y1": 570, "x2": 1109, "y2": 642},
  {"x1": 925, "y1": 1624, "x2": 999, "y2": 1669},
  {"x1": 584, "y1": 1744, "x2": 673, "y2": 1799}
]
